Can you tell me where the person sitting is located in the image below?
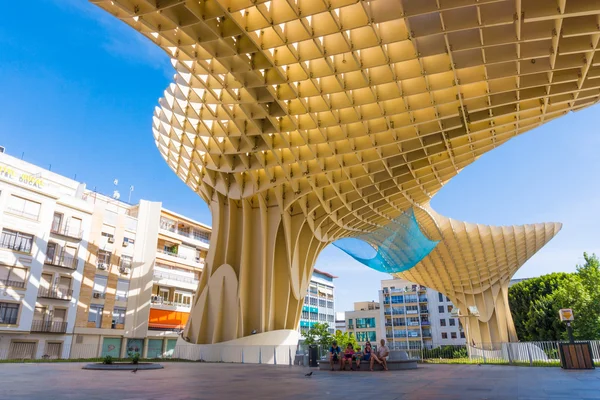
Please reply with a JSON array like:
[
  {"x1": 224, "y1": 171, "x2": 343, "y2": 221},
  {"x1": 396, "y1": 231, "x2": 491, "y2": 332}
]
[
  {"x1": 361, "y1": 341, "x2": 372, "y2": 369},
  {"x1": 341, "y1": 343, "x2": 355, "y2": 371},
  {"x1": 353, "y1": 346, "x2": 362, "y2": 369},
  {"x1": 370, "y1": 339, "x2": 390, "y2": 371},
  {"x1": 329, "y1": 340, "x2": 342, "y2": 371}
]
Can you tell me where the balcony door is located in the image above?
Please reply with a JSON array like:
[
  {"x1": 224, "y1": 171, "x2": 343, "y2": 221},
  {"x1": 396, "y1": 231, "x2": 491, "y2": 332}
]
[
  {"x1": 57, "y1": 276, "x2": 71, "y2": 297},
  {"x1": 40, "y1": 273, "x2": 52, "y2": 290},
  {"x1": 52, "y1": 213, "x2": 63, "y2": 232},
  {"x1": 69, "y1": 217, "x2": 82, "y2": 236},
  {"x1": 52, "y1": 309, "x2": 66, "y2": 332},
  {"x1": 34, "y1": 306, "x2": 48, "y2": 322},
  {"x1": 46, "y1": 243, "x2": 58, "y2": 264}
]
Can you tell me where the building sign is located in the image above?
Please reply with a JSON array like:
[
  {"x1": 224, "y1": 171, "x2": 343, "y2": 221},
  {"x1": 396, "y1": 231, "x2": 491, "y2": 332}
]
[
  {"x1": 559, "y1": 308, "x2": 574, "y2": 321},
  {"x1": 0, "y1": 165, "x2": 44, "y2": 189}
]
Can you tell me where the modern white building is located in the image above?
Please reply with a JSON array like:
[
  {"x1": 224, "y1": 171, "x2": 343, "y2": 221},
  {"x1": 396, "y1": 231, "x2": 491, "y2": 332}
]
[
  {"x1": 0, "y1": 151, "x2": 93, "y2": 359},
  {"x1": 298, "y1": 269, "x2": 336, "y2": 339},
  {"x1": 334, "y1": 312, "x2": 346, "y2": 334},
  {"x1": 345, "y1": 301, "x2": 380, "y2": 348},
  {"x1": 379, "y1": 278, "x2": 465, "y2": 350}
]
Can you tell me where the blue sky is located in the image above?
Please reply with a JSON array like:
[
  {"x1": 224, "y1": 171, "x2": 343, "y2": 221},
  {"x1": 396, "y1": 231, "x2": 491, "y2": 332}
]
[{"x1": 1, "y1": 1, "x2": 599, "y2": 313}]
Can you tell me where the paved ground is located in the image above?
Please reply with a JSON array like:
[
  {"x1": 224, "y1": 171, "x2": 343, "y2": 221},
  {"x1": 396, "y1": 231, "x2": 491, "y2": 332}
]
[{"x1": 1, "y1": 362, "x2": 599, "y2": 399}]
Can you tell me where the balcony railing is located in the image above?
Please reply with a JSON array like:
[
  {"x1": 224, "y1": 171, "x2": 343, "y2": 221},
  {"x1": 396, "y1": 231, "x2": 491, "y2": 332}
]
[
  {"x1": 420, "y1": 309, "x2": 429, "y2": 314},
  {"x1": 160, "y1": 221, "x2": 211, "y2": 244},
  {"x1": 50, "y1": 224, "x2": 83, "y2": 240},
  {"x1": 45, "y1": 253, "x2": 77, "y2": 270},
  {"x1": 347, "y1": 325, "x2": 354, "y2": 330},
  {"x1": 31, "y1": 320, "x2": 68, "y2": 333},
  {"x1": 153, "y1": 269, "x2": 199, "y2": 285},
  {"x1": 38, "y1": 287, "x2": 72, "y2": 301},
  {"x1": 0, "y1": 278, "x2": 26, "y2": 288},
  {"x1": 6, "y1": 207, "x2": 39, "y2": 220},
  {"x1": 151, "y1": 299, "x2": 192, "y2": 309},
  {"x1": 157, "y1": 248, "x2": 187, "y2": 260}
]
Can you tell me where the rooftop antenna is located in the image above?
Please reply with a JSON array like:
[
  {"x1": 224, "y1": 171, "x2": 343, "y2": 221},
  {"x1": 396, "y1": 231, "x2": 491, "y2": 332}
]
[
  {"x1": 113, "y1": 178, "x2": 120, "y2": 200},
  {"x1": 128, "y1": 185, "x2": 134, "y2": 203}
]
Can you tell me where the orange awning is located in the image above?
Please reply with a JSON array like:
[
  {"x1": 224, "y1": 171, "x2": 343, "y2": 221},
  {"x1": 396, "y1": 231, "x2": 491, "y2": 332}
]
[{"x1": 148, "y1": 308, "x2": 189, "y2": 329}]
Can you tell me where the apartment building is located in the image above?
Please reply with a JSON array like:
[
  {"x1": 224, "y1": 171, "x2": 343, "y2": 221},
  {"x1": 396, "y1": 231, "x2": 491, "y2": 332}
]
[
  {"x1": 72, "y1": 194, "x2": 210, "y2": 359},
  {"x1": 299, "y1": 269, "x2": 336, "y2": 339},
  {"x1": 0, "y1": 152, "x2": 92, "y2": 359},
  {"x1": 345, "y1": 301, "x2": 380, "y2": 347},
  {"x1": 0, "y1": 150, "x2": 211, "y2": 360},
  {"x1": 379, "y1": 278, "x2": 465, "y2": 351}
]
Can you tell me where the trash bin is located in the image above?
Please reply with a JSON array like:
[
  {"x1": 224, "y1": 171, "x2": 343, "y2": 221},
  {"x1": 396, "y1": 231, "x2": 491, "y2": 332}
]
[{"x1": 308, "y1": 345, "x2": 319, "y2": 367}]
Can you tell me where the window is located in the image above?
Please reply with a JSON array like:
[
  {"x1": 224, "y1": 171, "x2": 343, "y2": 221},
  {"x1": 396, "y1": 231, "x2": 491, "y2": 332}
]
[
  {"x1": 460, "y1": 332, "x2": 465, "y2": 339},
  {"x1": 327, "y1": 314, "x2": 334, "y2": 322},
  {"x1": 7, "y1": 195, "x2": 41, "y2": 220},
  {"x1": 0, "y1": 265, "x2": 27, "y2": 288},
  {"x1": 447, "y1": 305, "x2": 453, "y2": 313},
  {"x1": 97, "y1": 250, "x2": 111, "y2": 267},
  {"x1": 319, "y1": 313, "x2": 326, "y2": 321},
  {"x1": 112, "y1": 307, "x2": 126, "y2": 327},
  {"x1": 93, "y1": 275, "x2": 108, "y2": 297},
  {"x1": 301, "y1": 310, "x2": 309, "y2": 319},
  {"x1": 318, "y1": 299, "x2": 326, "y2": 307},
  {"x1": 101, "y1": 232, "x2": 114, "y2": 239},
  {"x1": 446, "y1": 296, "x2": 451, "y2": 302},
  {"x1": 0, "y1": 302, "x2": 19, "y2": 324},
  {"x1": 0, "y1": 229, "x2": 34, "y2": 253},
  {"x1": 173, "y1": 291, "x2": 192, "y2": 307},
  {"x1": 438, "y1": 305, "x2": 444, "y2": 313},
  {"x1": 52, "y1": 213, "x2": 63, "y2": 232},
  {"x1": 441, "y1": 332, "x2": 448, "y2": 339},
  {"x1": 304, "y1": 296, "x2": 309, "y2": 304},
  {"x1": 438, "y1": 292, "x2": 443, "y2": 302},
  {"x1": 451, "y1": 332, "x2": 457, "y2": 339},
  {"x1": 88, "y1": 304, "x2": 103, "y2": 328},
  {"x1": 309, "y1": 311, "x2": 318, "y2": 320},
  {"x1": 440, "y1": 318, "x2": 446, "y2": 327},
  {"x1": 449, "y1": 318, "x2": 456, "y2": 326},
  {"x1": 327, "y1": 301, "x2": 333, "y2": 308},
  {"x1": 309, "y1": 297, "x2": 317, "y2": 306},
  {"x1": 354, "y1": 331, "x2": 377, "y2": 342},
  {"x1": 46, "y1": 243, "x2": 58, "y2": 263},
  {"x1": 120, "y1": 255, "x2": 132, "y2": 269},
  {"x1": 123, "y1": 237, "x2": 135, "y2": 245},
  {"x1": 355, "y1": 318, "x2": 376, "y2": 328},
  {"x1": 159, "y1": 288, "x2": 170, "y2": 302},
  {"x1": 116, "y1": 279, "x2": 129, "y2": 301},
  {"x1": 193, "y1": 229, "x2": 210, "y2": 244},
  {"x1": 348, "y1": 318, "x2": 353, "y2": 328}
]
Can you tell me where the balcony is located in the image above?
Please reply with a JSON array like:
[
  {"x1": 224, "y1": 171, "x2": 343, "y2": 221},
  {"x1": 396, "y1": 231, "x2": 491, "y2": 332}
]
[
  {"x1": 45, "y1": 253, "x2": 77, "y2": 270},
  {"x1": 50, "y1": 224, "x2": 83, "y2": 240},
  {"x1": 150, "y1": 297, "x2": 192, "y2": 311},
  {"x1": 31, "y1": 320, "x2": 68, "y2": 333},
  {"x1": 38, "y1": 287, "x2": 72, "y2": 301},
  {"x1": 0, "y1": 278, "x2": 25, "y2": 288},
  {"x1": 421, "y1": 321, "x2": 431, "y2": 326},
  {"x1": 153, "y1": 268, "x2": 199, "y2": 291},
  {"x1": 420, "y1": 309, "x2": 429, "y2": 314},
  {"x1": 347, "y1": 325, "x2": 354, "y2": 330},
  {"x1": 158, "y1": 248, "x2": 187, "y2": 260},
  {"x1": 159, "y1": 219, "x2": 210, "y2": 245}
]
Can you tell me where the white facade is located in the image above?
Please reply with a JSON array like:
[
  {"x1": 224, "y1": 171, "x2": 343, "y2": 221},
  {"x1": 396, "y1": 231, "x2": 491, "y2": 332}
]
[
  {"x1": 0, "y1": 152, "x2": 93, "y2": 359},
  {"x1": 298, "y1": 269, "x2": 336, "y2": 339},
  {"x1": 379, "y1": 278, "x2": 465, "y2": 350}
]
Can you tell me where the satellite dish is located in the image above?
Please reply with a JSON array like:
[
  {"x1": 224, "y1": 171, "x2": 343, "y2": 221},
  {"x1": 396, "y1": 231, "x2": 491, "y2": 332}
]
[
  {"x1": 468, "y1": 306, "x2": 480, "y2": 317},
  {"x1": 112, "y1": 190, "x2": 121, "y2": 200},
  {"x1": 450, "y1": 308, "x2": 460, "y2": 318},
  {"x1": 113, "y1": 178, "x2": 119, "y2": 186}
]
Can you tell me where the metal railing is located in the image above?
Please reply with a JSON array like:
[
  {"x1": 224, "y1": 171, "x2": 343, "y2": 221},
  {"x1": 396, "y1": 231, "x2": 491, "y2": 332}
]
[
  {"x1": 157, "y1": 248, "x2": 187, "y2": 260},
  {"x1": 153, "y1": 269, "x2": 198, "y2": 285},
  {"x1": 0, "y1": 278, "x2": 26, "y2": 288},
  {"x1": 150, "y1": 299, "x2": 192, "y2": 309},
  {"x1": 45, "y1": 253, "x2": 77, "y2": 269},
  {"x1": 38, "y1": 287, "x2": 72, "y2": 300},
  {"x1": 51, "y1": 224, "x2": 83, "y2": 240},
  {"x1": 30, "y1": 320, "x2": 68, "y2": 333}
]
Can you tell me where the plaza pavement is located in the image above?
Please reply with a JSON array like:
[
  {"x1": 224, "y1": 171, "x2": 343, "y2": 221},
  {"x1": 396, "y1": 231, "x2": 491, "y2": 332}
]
[{"x1": 1, "y1": 362, "x2": 599, "y2": 399}]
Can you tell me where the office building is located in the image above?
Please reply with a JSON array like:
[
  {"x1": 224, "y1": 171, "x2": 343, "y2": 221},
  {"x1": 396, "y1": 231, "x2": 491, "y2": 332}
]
[
  {"x1": 345, "y1": 301, "x2": 380, "y2": 348},
  {"x1": 299, "y1": 269, "x2": 336, "y2": 339},
  {"x1": 380, "y1": 278, "x2": 465, "y2": 350}
]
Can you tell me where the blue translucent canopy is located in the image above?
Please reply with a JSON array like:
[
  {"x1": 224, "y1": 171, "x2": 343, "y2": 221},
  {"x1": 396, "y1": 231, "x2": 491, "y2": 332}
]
[{"x1": 333, "y1": 208, "x2": 438, "y2": 274}]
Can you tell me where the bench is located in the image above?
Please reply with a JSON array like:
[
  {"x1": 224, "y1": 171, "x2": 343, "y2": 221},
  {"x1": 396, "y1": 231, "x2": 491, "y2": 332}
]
[{"x1": 317, "y1": 351, "x2": 418, "y2": 371}]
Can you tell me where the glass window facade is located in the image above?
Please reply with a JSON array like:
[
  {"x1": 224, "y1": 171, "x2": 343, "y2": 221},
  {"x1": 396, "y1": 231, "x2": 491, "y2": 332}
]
[
  {"x1": 355, "y1": 317, "x2": 376, "y2": 328},
  {"x1": 354, "y1": 331, "x2": 376, "y2": 342}
]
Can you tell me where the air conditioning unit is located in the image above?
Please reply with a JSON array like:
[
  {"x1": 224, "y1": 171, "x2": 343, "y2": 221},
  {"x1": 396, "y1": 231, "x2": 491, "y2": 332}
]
[
  {"x1": 107, "y1": 237, "x2": 115, "y2": 243},
  {"x1": 119, "y1": 266, "x2": 130, "y2": 275},
  {"x1": 122, "y1": 241, "x2": 128, "y2": 247},
  {"x1": 93, "y1": 292, "x2": 101, "y2": 299},
  {"x1": 97, "y1": 263, "x2": 108, "y2": 270}
]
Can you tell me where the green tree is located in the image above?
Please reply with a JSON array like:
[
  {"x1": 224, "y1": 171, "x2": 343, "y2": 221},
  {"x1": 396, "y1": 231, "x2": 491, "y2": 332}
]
[
  {"x1": 331, "y1": 331, "x2": 358, "y2": 351},
  {"x1": 303, "y1": 322, "x2": 332, "y2": 348},
  {"x1": 508, "y1": 272, "x2": 573, "y2": 341},
  {"x1": 508, "y1": 253, "x2": 600, "y2": 341}
]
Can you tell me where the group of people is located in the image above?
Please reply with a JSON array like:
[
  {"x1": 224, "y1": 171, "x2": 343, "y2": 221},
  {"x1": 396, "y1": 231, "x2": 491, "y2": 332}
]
[{"x1": 329, "y1": 338, "x2": 389, "y2": 371}]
